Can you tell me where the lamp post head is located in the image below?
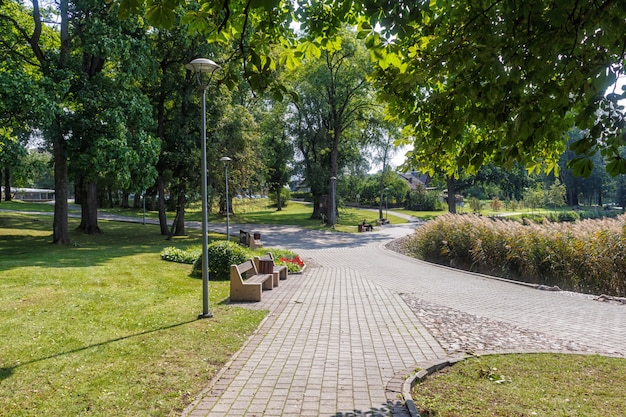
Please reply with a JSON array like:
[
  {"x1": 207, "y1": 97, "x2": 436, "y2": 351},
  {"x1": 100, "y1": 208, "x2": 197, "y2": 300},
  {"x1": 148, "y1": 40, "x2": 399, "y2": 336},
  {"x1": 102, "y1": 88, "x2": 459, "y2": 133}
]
[
  {"x1": 220, "y1": 156, "x2": 232, "y2": 164},
  {"x1": 185, "y1": 58, "x2": 221, "y2": 74},
  {"x1": 186, "y1": 58, "x2": 221, "y2": 87}
]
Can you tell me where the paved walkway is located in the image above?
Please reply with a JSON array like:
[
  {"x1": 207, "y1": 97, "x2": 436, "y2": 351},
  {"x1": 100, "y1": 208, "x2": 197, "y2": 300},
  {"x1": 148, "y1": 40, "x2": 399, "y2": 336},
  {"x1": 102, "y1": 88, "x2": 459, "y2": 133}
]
[
  {"x1": 181, "y1": 221, "x2": 626, "y2": 417},
  {"x1": 6, "y1": 208, "x2": 625, "y2": 414}
]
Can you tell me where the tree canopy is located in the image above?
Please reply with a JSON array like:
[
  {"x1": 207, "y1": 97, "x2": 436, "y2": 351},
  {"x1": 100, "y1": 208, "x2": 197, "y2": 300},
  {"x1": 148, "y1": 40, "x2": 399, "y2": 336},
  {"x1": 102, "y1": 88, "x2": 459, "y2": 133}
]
[{"x1": 120, "y1": 0, "x2": 625, "y2": 178}]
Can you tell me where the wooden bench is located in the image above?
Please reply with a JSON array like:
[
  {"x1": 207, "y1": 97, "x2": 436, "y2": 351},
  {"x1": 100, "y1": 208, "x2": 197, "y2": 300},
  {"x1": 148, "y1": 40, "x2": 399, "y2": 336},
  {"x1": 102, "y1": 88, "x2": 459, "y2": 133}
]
[
  {"x1": 230, "y1": 259, "x2": 274, "y2": 302},
  {"x1": 239, "y1": 229, "x2": 263, "y2": 249},
  {"x1": 376, "y1": 218, "x2": 390, "y2": 226},
  {"x1": 254, "y1": 253, "x2": 288, "y2": 288}
]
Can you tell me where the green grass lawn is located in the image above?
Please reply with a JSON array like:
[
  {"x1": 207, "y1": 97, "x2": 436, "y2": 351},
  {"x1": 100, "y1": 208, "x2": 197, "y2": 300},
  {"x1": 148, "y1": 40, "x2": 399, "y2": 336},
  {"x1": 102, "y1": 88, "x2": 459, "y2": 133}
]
[
  {"x1": 1, "y1": 199, "x2": 408, "y2": 232},
  {"x1": 0, "y1": 212, "x2": 266, "y2": 417},
  {"x1": 414, "y1": 353, "x2": 626, "y2": 417}
]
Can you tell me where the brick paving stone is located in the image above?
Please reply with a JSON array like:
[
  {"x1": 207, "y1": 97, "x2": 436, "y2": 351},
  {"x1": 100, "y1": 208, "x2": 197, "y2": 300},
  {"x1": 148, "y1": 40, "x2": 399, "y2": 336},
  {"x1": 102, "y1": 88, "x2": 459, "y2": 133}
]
[{"x1": 182, "y1": 222, "x2": 625, "y2": 417}]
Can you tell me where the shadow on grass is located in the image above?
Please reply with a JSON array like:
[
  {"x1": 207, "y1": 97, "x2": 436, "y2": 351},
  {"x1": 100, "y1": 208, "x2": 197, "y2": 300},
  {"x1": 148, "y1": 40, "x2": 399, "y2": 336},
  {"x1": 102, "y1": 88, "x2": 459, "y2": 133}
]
[
  {"x1": 0, "y1": 367, "x2": 14, "y2": 380},
  {"x1": 0, "y1": 318, "x2": 197, "y2": 382},
  {"x1": 0, "y1": 212, "x2": 201, "y2": 273}
]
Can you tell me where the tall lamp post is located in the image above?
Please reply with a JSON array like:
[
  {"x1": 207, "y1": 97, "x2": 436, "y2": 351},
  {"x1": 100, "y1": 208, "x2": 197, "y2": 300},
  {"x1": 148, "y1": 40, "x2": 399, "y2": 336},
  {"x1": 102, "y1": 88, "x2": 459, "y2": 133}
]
[
  {"x1": 330, "y1": 176, "x2": 336, "y2": 229},
  {"x1": 384, "y1": 187, "x2": 389, "y2": 220},
  {"x1": 220, "y1": 156, "x2": 232, "y2": 239},
  {"x1": 186, "y1": 57, "x2": 221, "y2": 319}
]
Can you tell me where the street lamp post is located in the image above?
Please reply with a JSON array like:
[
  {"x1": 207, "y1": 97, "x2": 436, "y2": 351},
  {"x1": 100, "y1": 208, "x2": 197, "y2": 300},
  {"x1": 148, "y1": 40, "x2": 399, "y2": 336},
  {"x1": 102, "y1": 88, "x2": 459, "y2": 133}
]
[
  {"x1": 330, "y1": 176, "x2": 336, "y2": 229},
  {"x1": 186, "y1": 57, "x2": 221, "y2": 319},
  {"x1": 220, "y1": 156, "x2": 232, "y2": 239},
  {"x1": 384, "y1": 187, "x2": 389, "y2": 220}
]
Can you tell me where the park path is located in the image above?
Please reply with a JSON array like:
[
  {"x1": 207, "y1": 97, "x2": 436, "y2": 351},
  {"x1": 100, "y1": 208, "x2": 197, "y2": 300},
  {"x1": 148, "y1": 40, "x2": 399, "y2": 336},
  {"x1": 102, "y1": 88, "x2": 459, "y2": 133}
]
[
  {"x1": 182, "y1": 220, "x2": 626, "y2": 416},
  {"x1": 4, "y1": 206, "x2": 624, "y2": 415}
]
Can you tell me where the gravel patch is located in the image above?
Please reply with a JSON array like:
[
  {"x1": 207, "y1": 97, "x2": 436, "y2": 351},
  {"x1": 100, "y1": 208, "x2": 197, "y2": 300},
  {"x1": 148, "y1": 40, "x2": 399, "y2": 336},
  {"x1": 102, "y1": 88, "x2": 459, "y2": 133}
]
[
  {"x1": 387, "y1": 235, "x2": 619, "y2": 356},
  {"x1": 399, "y1": 294, "x2": 607, "y2": 355}
]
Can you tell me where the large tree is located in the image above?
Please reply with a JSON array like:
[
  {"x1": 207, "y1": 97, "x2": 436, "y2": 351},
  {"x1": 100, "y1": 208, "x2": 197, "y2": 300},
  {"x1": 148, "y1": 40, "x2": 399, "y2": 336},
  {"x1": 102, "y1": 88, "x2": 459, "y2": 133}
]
[
  {"x1": 63, "y1": 0, "x2": 159, "y2": 234},
  {"x1": 258, "y1": 102, "x2": 294, "y2": 211},
  {"x1": 0, "y1": 1, "x2": 53, "y2": 202},
  {"x1": 127, "y1": 1, "x2": 626, "y2": 178},
  {"x1": 288, "y1": 29, "x2": 373, "y2": 226},
  {"x1": 371, "y1": 0, "x2": 626, "y2": 178},
  {"x1": 2, "y1": 0, "x2": 160, "y2": 240}
]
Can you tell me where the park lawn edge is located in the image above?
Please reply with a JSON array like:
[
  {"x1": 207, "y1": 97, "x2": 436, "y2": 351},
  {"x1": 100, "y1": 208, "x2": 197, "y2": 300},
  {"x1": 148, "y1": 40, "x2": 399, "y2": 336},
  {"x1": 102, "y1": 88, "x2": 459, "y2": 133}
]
[{"x1": 0, "y1": 212, "x2": 267, "y2": 416}]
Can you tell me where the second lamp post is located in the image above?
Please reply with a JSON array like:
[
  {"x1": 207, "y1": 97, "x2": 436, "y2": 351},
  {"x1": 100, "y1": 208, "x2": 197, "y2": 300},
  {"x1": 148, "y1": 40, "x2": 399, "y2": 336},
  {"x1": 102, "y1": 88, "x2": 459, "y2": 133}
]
[{"x1": 220, "y1": 156, "x2": 232, "y2": 239}]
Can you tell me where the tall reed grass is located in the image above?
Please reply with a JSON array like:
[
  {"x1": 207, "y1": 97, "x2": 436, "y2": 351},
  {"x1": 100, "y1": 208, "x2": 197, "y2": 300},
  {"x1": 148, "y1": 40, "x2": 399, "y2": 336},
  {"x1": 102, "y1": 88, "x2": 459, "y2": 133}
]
[{"x1": 405, "y1": 214, "x2": 626, "y2": 297}]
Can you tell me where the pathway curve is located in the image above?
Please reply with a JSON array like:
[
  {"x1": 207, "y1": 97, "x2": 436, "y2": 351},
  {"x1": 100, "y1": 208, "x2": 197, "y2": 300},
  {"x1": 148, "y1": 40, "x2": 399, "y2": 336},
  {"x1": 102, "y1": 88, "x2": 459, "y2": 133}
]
[
  {"x1": 182, "y1": 220, "x2": 626, "y2": 417},
  {"x1": 5, "y1": 208, "x2": 624, "y2": 415}
]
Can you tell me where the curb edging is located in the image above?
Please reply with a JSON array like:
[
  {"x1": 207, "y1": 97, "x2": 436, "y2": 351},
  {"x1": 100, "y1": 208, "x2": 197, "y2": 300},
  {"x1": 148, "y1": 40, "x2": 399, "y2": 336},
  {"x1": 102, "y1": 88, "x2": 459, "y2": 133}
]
[{"x1": 402, "y1": 357, "x2": 467, "y2": 417}]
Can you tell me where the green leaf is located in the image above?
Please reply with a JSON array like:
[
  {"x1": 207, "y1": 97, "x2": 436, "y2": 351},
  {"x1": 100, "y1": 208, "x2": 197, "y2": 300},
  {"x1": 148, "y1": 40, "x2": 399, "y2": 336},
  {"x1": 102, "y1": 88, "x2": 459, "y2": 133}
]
[
  {"x1": 606, "y1": 157, "x2": 626, "y2": 177},
  {"x1": 567, "y1": 157, "x2": 594, "y2": 178},
  {"x1": 249, "y1": 0, "x2": 280, "y2": 11},
  {"x1": 146, "y1": 3, "x2": 176, "y2": 28},
  {"x1": 569, "y1": 138, "x2": 592, "y2": 155},
  {"x1": 117, "y1": 0, "x2": 142, "y2": 20}
]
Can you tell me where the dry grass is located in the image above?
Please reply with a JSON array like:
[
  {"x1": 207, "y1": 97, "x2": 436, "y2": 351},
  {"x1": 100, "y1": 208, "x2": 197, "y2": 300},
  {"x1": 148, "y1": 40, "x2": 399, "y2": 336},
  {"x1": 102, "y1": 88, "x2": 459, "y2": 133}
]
[{"x1": 406, "y1": 214, "x2": 626, "y2": 296}]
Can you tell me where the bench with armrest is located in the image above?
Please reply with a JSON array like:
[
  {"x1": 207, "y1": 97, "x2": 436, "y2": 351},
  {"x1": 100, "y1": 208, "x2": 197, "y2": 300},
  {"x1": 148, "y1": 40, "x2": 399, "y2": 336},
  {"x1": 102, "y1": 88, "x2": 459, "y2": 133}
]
[
  {"x1": 376, "y1": 218, "x2": 389, "y2": 226},
  {"x1": 254, "y1": 252, "x2": 288, "y2": 287},
  {"x1": 230, "y1": 259, "x2": 274, "y2": 302}
]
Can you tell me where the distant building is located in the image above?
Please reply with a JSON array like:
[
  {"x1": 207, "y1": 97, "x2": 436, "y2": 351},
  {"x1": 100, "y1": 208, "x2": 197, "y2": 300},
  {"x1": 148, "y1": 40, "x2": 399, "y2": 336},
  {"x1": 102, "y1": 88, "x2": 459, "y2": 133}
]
[
  {"x1": 289, "y1": 176, "x2": 311, "y2": 193},
  {"x1": 397, "y1": 171, "x2": 432, "y2": 190},
  {"x1": 2, "y1": 187, "x2": 55, "y2": 202}
]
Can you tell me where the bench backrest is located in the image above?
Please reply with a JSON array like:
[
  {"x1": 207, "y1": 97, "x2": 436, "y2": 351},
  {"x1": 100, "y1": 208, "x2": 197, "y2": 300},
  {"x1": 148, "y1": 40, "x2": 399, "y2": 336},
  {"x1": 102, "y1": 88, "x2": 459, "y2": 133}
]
[{"x1": 234, "y1": 259, "x2": 257, "y2": 279}]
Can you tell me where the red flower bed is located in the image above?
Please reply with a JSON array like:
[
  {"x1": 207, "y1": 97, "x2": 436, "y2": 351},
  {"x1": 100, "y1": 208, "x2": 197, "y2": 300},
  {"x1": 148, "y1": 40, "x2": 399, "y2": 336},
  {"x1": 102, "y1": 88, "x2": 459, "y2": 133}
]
[{"x1": 279, "y1": 256, "x2": 305, "y2": 268}]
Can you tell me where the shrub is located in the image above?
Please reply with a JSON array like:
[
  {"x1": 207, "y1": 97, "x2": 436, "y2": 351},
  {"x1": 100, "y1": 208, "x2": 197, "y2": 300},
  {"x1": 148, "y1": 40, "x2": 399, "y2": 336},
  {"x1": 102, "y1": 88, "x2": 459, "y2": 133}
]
[
  {"x1": 160, "y1": 247, "x2": 201, "y2": 264},
  {"x1": 556, "y1": 211, "x2": 580, "y2": 222},
  {"x1": 490, "y1": 198, "x2": 503, "y2": 211},
  {"x1": 191, "y1": 241, "x2": 251, "y2": 280},
  {"x1": 268, "y1": 187, "x2": 291, "y2": 208},
  {"x1": 405, "y1": 189, "x2": 444, "y2": 211},
  {"x1": 469, "y1": 197, "x2": 483, "y2": 213},
  {"x1": 405, "y1": 214, "x2": 626, "y2": 297}
]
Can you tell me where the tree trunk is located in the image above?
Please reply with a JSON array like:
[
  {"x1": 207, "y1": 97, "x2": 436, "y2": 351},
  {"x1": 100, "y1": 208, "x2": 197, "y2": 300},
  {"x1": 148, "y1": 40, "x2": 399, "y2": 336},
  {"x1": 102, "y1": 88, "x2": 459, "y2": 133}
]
[
  {"x1": 50, "y1": 0, "x2": 71, "y2": 244},
  {"x1": 157, "y1": 175, "x2": 168, "y2": 235},
  {"x1": 3, "y1": 167, "x2": 11, "y2": 202},
  {"x1": 173, "y1": 186, "x2": 186, "y2": 236},
  {"x1": 133, "y1": 192, "x2": 142, "y2": 209},
  {"x1": 107, "y1": 187, "x2": 114, "y2": 208},
  {"x1": 312, "y1": 194, "x2": 321, "y2": 219},
  {"x1": 77, "y1": 179, "x2": 101, "y2": 234},
  {"x1": 0, "y1": 167, "x2": 3, "y2": 202},
  {"x1": 52, "y1": 130, "x2": 70, "y2": 244},
  {"x1": 276, "y1": 188, "x2": 282, "y2": 211},
  {"x1": 447, "y1": 176, "x2": 457, "y2": 214},
  {"x1": 121, "y1": 191, "x2": 129, "y2": 208},
  {"x1": 566, "y1": 185, "x2": 579, "y2": 206}
]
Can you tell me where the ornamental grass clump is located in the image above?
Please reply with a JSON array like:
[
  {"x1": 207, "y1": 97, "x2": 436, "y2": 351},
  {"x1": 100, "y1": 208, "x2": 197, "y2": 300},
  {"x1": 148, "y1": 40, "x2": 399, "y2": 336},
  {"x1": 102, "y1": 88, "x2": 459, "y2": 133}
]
[{"x1": 407, "y1": 214, "x2": 626, "y2": 297}]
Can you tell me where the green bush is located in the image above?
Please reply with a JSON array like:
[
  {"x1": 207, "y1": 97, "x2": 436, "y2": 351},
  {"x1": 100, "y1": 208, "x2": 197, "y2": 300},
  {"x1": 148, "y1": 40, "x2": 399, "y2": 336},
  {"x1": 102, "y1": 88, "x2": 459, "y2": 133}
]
[
  {"x1": 191, "y1": 241, "x2": 251, "y2": 280},
  {"x1": 556, "y1": 211, "x2": 580, "y2": 222},
  {"x1": 406, "y1": 213, "x2": 626, "y2": 297},
  {"x1": 291, "y1": 191, "x2": 312, "y2": 201},
  {"x1": 268, "y1": 188, "x2": 291, "y2": 208},
  {"x1": 405, "y1": 189, "x2": 444, "y2": 211},
  {"x1": 161, "y1": 247, "x2": 201, "y2": 264}
]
